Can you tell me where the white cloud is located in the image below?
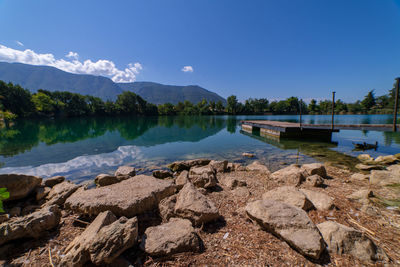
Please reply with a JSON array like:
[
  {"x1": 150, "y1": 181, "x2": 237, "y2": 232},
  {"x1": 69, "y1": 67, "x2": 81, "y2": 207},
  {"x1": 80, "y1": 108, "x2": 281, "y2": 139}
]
[
  {"x1": 66, "y1": 51, "x2": 79, "y2": 60},
  {"x1": 16, "y1": 41, "x2": 24, "y2": 46},
  {"x1": 181, "y1": 65, "x2": 193, "y2": 73},
  {"x1": 0, "y1": 44, "x2": 142, "y2": 82}
]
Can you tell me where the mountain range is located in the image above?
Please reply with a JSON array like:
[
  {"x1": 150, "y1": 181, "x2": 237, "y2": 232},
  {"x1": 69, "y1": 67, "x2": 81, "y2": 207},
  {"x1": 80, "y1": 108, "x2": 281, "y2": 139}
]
[{"x1": 0, "y1": 62, "x2": 226, "y2": 105}]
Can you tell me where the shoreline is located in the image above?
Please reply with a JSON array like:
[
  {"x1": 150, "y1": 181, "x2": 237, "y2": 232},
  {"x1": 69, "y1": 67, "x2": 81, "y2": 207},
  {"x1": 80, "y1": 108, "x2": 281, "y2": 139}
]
[{"x1": 0, "y1": 154, "x2": 399, "y2": 266}]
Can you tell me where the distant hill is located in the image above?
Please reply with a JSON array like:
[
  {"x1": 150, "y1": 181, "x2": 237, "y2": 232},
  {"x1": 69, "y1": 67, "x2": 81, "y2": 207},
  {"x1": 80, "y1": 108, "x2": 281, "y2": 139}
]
[
  {"x1": 0, "y1": 62, "x2": 226, "y2": 104},
  {"x1": 118, "y1": 82, "x2": 227, "y2": 105},
  {"x1": 0, "y1": 62, "x2": 123, "y2": 100}
]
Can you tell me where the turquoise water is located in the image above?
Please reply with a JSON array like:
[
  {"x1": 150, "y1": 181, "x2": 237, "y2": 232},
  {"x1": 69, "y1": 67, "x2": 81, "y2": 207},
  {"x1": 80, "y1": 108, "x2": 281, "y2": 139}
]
[{"x1": 1, "y1": 115, "x2": 400, "y2": 183}]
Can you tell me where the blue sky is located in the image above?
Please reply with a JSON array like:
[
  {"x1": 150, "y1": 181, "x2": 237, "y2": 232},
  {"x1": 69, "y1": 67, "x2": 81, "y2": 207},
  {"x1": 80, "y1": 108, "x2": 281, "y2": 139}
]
[{"x1": 0, "y1": 0, "x2": 400, "y2": 102}]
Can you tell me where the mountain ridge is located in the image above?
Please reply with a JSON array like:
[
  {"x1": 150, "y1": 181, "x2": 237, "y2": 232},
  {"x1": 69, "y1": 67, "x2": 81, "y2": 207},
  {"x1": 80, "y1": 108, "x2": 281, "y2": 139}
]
[{"x1": 0, "y1": 62, "x2": 226, "y2": 104}]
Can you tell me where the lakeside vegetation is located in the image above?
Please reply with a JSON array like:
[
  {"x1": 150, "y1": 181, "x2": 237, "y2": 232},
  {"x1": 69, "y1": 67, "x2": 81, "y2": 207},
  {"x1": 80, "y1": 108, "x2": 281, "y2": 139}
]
[{"x1": 0, "y1": 80, "x2": 397, "y2": 123}]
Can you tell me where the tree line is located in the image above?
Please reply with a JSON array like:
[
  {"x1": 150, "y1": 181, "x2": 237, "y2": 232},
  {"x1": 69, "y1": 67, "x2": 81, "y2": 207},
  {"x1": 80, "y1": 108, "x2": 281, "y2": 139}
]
[{"x1": 0, "y1": 80, "x2": 398, "y2": 123}]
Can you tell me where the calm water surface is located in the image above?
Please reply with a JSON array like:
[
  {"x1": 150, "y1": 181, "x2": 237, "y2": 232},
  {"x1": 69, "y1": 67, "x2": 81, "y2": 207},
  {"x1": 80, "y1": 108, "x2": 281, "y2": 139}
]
[{"x1": 1, "y1": 115, "x2": 400, "y2": 183}]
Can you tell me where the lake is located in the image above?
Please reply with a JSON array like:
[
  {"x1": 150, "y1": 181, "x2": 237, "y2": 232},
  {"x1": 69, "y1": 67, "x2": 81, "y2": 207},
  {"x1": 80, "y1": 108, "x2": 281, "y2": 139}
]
[{"x1": 1, "y1": 114, "x2": 400, "y2": 183}]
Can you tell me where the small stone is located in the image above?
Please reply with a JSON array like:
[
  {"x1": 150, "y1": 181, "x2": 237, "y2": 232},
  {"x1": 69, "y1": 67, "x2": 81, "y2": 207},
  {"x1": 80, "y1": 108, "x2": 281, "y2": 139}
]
[
  {"x1": 301, "y1": 163, "x2": 327, "y2": 178},
  {"x1": 242, "y1": 152, "x2": 254, "y2": 158},
  {"x1": 175, "y1": 170, "x2": 189, "y2": 189},
  {"x1": 305, "y1": 174, "x2": 324, "y2": 187},
  {"x1": 0, "y1": 214, "x2": 9, "y2": 224},
  {"x1": 189, "y1": 165, "x2": 217, "y2": 189},
  {"x1": 209, "y1": 160, "x2": 228, "y2": 173},
  {"x1": 46, "y1": 181, "x2": 79, "y2": 206},
  {"x1": 355, "y1": 164, "x2": 384, "y2": 171},
  {"x1": 158, "y1": 194, "x2": 177, "y2": 222},
  {"x1": 350, "y1": 173, "x2": 369, "y2": 181},
  {"x1": 153, "y1": 170, "x2": 173, "y2": 179},
  {"x1": 357, "y1": 154, "x2": 374, "y2": 164},
  {"x1": 43, "y1": 176, "x2": 65, "y2": 187},
  {"x1": 348, "y1": 189, "x2": 374, "y2": 201},
  {"x1": 270, "y1": 165, "x2": 306, "y2": 186},
  {"x1": 114, "y1": 166, "x2": 136, "y2": 177},
  {"x1": 95, "y1": 174, "x2": 120, "y2": 187}
]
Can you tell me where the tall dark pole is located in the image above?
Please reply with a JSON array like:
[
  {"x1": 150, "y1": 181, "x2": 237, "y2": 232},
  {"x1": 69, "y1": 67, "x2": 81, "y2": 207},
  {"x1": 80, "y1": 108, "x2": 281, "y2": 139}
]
[
  {"x1": 393, "y1": 78, "x2": 400, "y2": 132},
  {"x1": 299, "y1": 99, "x2": 302, "y2": 130},
  {"x1": 331, "y1": 92, "x2": 336, "y2": 130}
]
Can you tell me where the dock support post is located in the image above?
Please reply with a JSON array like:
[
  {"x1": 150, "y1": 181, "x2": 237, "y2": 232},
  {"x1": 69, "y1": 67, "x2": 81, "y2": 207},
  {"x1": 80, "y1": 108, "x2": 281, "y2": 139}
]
[
  {"x1": 299, "y1": 99, "x2": 302, "y2": 130},
  {"x1": 393, "y1": 78, "x2": 400, "y2": 132},
  {"x1": 331, "y1": 91, "x2": 336, "y2": 130}
]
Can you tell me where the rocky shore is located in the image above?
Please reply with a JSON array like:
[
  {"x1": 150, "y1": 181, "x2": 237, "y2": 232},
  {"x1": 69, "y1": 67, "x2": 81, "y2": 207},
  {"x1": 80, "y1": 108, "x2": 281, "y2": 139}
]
[{"x1": 0, "y1": 154, "x2": 399, "y2": 266}]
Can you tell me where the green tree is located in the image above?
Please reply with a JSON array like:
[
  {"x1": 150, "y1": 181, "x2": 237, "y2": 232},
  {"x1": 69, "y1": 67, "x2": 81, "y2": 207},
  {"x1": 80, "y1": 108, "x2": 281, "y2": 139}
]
[
  {"x1": 361, "y1": 90, "x2": 376, "y2": 111},
  {"x1": 32, "y1": 92, "x2": 57, "y2": 114},
  {"x1": 227, "y1": 95, "x2": 238, "y2": 114},
  {"x1": 216, "y1": 101, "x2": 224, "y2": 113}
]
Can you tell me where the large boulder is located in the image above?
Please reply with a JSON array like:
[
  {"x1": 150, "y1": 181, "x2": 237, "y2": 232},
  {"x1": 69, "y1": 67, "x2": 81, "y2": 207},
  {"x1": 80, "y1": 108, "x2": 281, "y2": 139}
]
[
  {"x1": 43, "y1": 176, "x2": 65, "y2": 187},
  {"x1": 317, "y1": 221, "x2": 388, "y2": 263},
  {"x1": 0, "y1": 174, "x2": 42, "y2": 201},
  {"x1": 60, "y1": 211, "x2": 118, "y2": 267},
  {"x1": 262, "y1": 186, "x2": 314, "y2": 211},
  {"x1": 301, "y1": 163, "x2": 327, "y2": 178},
  {"x1": 300, "y1": 189, "x2": 335, "y2": 211},
  {"x1": 246, "y1": 161, "x2": 270, "y2": 174},
  {"x1": 45, "y1": 181, "x2": 79, "y2": 206},
  {"x1": 174, "y1": 183, "x2": 219, "y2": 226},
  {"x1": 168, "y1": 159, "x2": 211, "y2": 172},
  {"x1": 270, "y1": 165, "x2": 307, "y2": 186},
  {"x1": 209, "y1": 160, "x2": 228, "y2": 173},
  {"x1": 141, "y1": 218, "x2": 200, "y2": 256},
  {"x1": 89, "y1": 216, "x2": 138, "y2": 265},
  {"x1": 0, "y1": 205, "x2": 61, "y2": 246},
  {"x1": 114, "y1": 166, "x2": 136, "y2": 178},
  {"x1": 189, "y1": 165, "x2": 217, "y2": 189},
  {"x1": 245, "y1": 199, "x2": 325, "y2": 259},
  {"x1": 65, "y1": 175, "x2": 176, "y2": 217}
]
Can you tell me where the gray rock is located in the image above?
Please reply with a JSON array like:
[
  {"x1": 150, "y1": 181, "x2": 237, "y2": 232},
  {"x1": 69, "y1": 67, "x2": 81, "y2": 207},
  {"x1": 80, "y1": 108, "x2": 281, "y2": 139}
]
[
  {"x1": 0, "y1": 174, "x2": 42, "y2": 201},
  {"x1": 60, "y1": 211, "x2": 118, "y2": 267},
  {"x1": 245, "y1": 199, "x2": 325, "y2": 259},
  {"x1": 301, "y1": 163, "x2": 327, "y2": 178},
  {"x1": 374, "y1": 155, "x2": 398, "y2": 165},
  {"x1": 43, "y1": 176, "x2": 65, "y2": 187},
  {"x1": 348, "y1": 189, "x2": 374, "y2": 201},
  {"x1": 305, "y1": 174, "x2": 324, "y2": 187},
  {"x1": 153, "y1": 170, "x2": 173, "y2": 179},
  {"x1": 209, "y1": 160, "x2": 228, "y2": 173},
  {"x1": 174, "y1": 183, "x2": 219, "y2": 226},
  {"x1": 175, "y1": 170, "x2": 189, "y2": 189},
  {"x1": 189, "y1": 165, "x2": 217, "y2": 189},
  {"x1": 89, "y1": 216, "x2": 138, "y2": 265},
  {"x1": 141, "y1": 218, "x2": 200, "y2": 256},
  {"x1": 317, "y1": 221, "x2": 388, "y2": 263},
  {"x1": 246, "y1": 161, "x2": 270, "y2": 174},
  {"x1": 262, "y1": 186, "x2": 314, "y2": 211},
  {"x1": 0, "y1": 205, "x2": 61, "y2": 246},
  {"x1": 300, "y1": 189, "x2": 335, "y2": 211},
  {"x1": 114, "y1": 166, "x2": 136, "y2": 178},
  {"x1": 270, "y1": 165, "x2": 307, "y2": 186},
  {"x1": 45, "y1": 181, "x2": 79, "y2": 206},
  {"x1": 158, "y1": 194, "x2": 177, "y2": 222},
  {"x1": 65, "y1": 175, "x2": 176, "y2": 217},
  {"x1": 369, "y1": 170, "x2": 400, "y2": 186}
]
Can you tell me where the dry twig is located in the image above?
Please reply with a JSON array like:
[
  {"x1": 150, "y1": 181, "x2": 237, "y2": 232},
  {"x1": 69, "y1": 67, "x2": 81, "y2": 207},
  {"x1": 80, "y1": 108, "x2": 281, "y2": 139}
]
[{"x1": 48, "y1": 247, "x2": 55, "y2": 267}]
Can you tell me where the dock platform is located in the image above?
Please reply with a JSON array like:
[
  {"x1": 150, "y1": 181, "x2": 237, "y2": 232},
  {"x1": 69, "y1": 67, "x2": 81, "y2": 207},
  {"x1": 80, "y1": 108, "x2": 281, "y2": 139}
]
[{"x1": 240, "y1": 120, "x2": 399, "y2": 140}]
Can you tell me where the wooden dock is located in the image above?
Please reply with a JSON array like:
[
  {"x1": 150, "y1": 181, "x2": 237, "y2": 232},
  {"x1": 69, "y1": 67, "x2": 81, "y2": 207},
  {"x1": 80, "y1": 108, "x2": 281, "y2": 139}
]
[{"x1": 241, "y1": 120, "x2": 399, "y2": 140}]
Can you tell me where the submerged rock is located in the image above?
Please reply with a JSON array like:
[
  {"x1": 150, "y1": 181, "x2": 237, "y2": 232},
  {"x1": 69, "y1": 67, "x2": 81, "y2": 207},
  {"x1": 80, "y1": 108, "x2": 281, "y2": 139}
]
[
  {"x1": 245, "y1": 199, "x2": 325, "y2": 259},
  {"x1": 141, "y1": 218, "x2": 200, "y2": 256},
  {"x1": 0, "y1": 174, "x2": 42, "y2": 201},
  {"x1": 317, "y1": 221, "x2": 388, "y2": 263},
  {"x1": 174, "y1": 183, "x2": 219, "y2": 226},
  {"x1": 65, "y1": 175, "x2": 176, "y2": 217},
  {"x1": 0, "y1": 205, "x2": 61, "y2": 246},
  {"x1": 168, "y1": 159, "x2": 211, "y2": 172}
]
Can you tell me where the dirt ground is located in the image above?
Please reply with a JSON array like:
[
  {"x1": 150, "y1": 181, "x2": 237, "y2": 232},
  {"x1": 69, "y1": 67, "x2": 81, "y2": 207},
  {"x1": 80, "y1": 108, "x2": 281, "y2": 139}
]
[{"x1": 2, "y1": 165, "x2": 400, "y2": 267}]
